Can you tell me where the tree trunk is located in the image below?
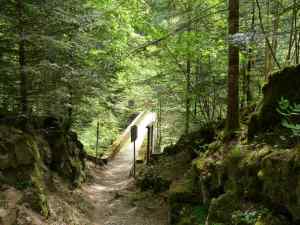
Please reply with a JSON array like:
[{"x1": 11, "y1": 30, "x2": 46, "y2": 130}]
[
  {"x1": 245, "y1": 1, "x2": 255, "y2": 106},
  {"x1": 241, "y1": 65, "x2": 246, "y2": 109},
  {"x1": 264, "y1": 0, "x2": 272, "y2": 79},
  {"x1": 286, "y1": 3, "x2": 296, "y2": 63},
  {"x1": 184, "y1": 9, "x2": 192, "y2": 135},
  {"x1": 185, "y1": 58, "x2": 191, "y2": 134},
  {"x1": 246, "y1": 49, "x2": 253, "y2": 104},
  {"x1": 226, "y1": 0, "x2": 240, "y2": 134},
  {"x1": 268, "y1": 1, "x2": 280, "y2": 77},
  {"x1": 16, "y1": 0, "x2": 28, "y2": 114}
]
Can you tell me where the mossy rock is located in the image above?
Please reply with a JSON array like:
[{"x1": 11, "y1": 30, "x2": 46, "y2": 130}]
[
  {"x1": 175, "y1": 205, "x2": 208, "y2": 225},
  {"x1": 169, "y1": 169, "x2": 198, "y2": 204},
  {"x1": 249, "y1": 65, "x2": 300, "y2": 138},
  {"x1": 224, "y1": 146, "x2": 300, "y2": 223},
  {"x1": 0, "y1": 126, "x2": 37, "y2": 170},
  {"x1": 206, "y1": 191, "x2": 240, "y2": 224},
  {"x1": 258, "y1": 149, "x2": 300, "y2": 221},
  {"x1": 168, "y1": 169, "x2": 201, "y2": 225},
  {"x1": 255, "y1": 212, "x2": 291, "y2": 225},
  {"x1": 45, "y1": 130, "x2": 86, "y2": 185},
  {"x1": 166, "y1": 122, "x2": 217, "y2": 156},
  {"x1": 21, "y1": 163, "x2": 50, "y2": 217},
  {"x1": 0, "y1": 117, "x2": 86, "y2": 217},
  {"x1": 136, "y1": 170, "x2": 171, "y2": 193},
  {"x1": 193, "y1": 149, "x2": 226, "y2": 204}
]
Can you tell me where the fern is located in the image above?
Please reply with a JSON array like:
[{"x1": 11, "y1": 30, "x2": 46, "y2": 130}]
[{"x1": 277, "y1": 97, "x2": 300, "y2": 137}]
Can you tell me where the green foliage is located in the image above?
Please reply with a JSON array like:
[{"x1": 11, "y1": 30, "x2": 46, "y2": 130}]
[
  {"x1": 231, "y1": 208, "x2": 270, "y2": 225},
  {"x1": 77, "y1": 107, "x2": 121, "y2": 156},
  {"x1": 277, "y1": 97, "x2": 300, "y2": 137},
  {"x1": 15, "y1": 180, "x2": 33, "y2": 190},
  {"x1": 192, "y1": 205, "x2": 209, "y2": 224},
  {"x1": 0, "y1": 0, "x2": 299, "y2": 155}
]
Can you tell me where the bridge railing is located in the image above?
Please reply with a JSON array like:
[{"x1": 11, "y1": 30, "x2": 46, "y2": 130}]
[{"x1": 101, "y1": 111, "x2": 148, "y2": 161}]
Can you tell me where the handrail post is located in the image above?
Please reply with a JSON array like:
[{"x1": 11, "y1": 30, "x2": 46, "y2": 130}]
[
  {"x1": 95, "y1": 121, "x2": 100, "y2": 167},
  {"x1": 131, "y1": 125, "x2": 138, "y2": 178},
  {"x1": 150, "y1": 124, "x2": 154, "y2": 159},
  {"x1": 146, "y1": 126, "x2": 151, "y2": 164}
]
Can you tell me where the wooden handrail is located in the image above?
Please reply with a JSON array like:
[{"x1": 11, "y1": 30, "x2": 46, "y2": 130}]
[{"x1": 101, "y1": 111, "x2": 148, "y2": 160}]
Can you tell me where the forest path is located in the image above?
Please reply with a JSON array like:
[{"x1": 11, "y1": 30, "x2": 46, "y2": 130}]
[{"x1": 81, "y1": 113, "x2": 168, "y2": 225}]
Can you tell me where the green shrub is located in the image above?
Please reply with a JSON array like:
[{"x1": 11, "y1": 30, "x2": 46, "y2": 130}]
[
  {"x1": 231, "y1": 208, "x2": 270, "y2": 225},
  {"x1": 15, "y1": 180, "x2": 33, "y2": 190},
  {"x1": 277, "y1": 97, "x2": 300, "y2": 138}
]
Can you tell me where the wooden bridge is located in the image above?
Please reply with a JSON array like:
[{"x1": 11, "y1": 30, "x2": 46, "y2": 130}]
[{"x1": 89, "y1": 111, "x2": 159, "y2": 166}]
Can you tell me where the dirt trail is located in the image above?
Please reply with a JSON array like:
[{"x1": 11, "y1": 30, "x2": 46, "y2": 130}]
[{"x1": 82, "y1": 113, "x2": 168, "y2": 225}]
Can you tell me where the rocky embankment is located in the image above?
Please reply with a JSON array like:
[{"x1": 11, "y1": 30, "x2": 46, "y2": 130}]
[
  {"x1": 137, "y1": 65, "x2": 300, "y2": 225},
  {"x1": 0, "y1": 116, "x2": 86, "y2": 225}
]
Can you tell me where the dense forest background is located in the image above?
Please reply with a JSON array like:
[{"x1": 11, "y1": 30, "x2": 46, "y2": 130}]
[{"x1": 0, "y1": 0, "x2": 299, "y2": 155}]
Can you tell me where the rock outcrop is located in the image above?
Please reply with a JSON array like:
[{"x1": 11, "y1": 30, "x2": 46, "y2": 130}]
[
  {"x1": 194, "y1": 144, "x2": 299, "y2": 225},
  {"x1": 0, "y1": 115, "x2": 86, "y2": 218},
  {"x1": 249, "y1": 65, "x2": 300, "y2": 139}
]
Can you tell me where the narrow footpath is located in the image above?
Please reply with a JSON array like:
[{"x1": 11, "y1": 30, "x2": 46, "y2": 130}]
[{"x1": 82, "y1": 113, "x2": 168, "y2": 225}]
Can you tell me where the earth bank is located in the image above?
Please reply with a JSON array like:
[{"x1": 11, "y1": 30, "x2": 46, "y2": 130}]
[{"x1": 0, "y1": 115, "x2": 87, "y2": 225}]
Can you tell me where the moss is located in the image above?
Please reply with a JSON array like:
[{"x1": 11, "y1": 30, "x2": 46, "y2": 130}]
[
  {"x1": 69, "y1": 157, "x2": 85, "y2": 187},
  {"x1": 197, "y1": 141, "x2": 300, "y2": 223},
  {"x1": 169, "y1": 170, "x2": 197, "y2": 203},
  {"x1": 239, "y1": 146, "x2": 271, "y2": 170},
  {"x1": 30, "y1": 163, "x2": 49, "y2": 217},
  {"x1": 193, "y1": 155, "x2": 206, "y2": 171},
  {"x1": 229, "y1": 145, "x2": 243, "y2": 160},
  {"x1": 206, "y1": 191, "x2": 240, "y2": 224},
  {"x1": 249, "y1": 64, "x2": 300, "y2": 138},
  {"x1": 207, "y1": 141, "x2": 222, "y2": 152},
  {"x1": 257, "y1": 170, "x2": 264, "y2": 180},
  {"x1": 225, "y1": 145, "x2": 245, "y2": 178},
  {"x1": 0, "y1": 127, "x2": 36, "y2": 170},
  {"x1": 169, "y1": 169, "x2": 201, "y2": 225},
  {"x1": 254, "y1": 212, "x2": 291, "y2": 225},
  {"x1": 0, "y1": 117, "x2": 87, "y2": 218},
  {"x1": 176, "y1": 205, "x2": 209, "y2": 225}
]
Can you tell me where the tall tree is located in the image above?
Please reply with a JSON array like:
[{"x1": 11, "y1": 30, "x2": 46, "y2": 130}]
[
  {"x1": 226, "y1": 0, "x2": 240, "y2": 134},
  {"x1": 16, "y1": 0, "x2": 28, "y2": 114}
]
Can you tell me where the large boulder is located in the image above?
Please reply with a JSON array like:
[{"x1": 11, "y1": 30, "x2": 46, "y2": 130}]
[
  {"x1": 44, "y1": 128, "x2": 86, "y2": 187},
  {"x1": 249, "y1": 65, "x2": 300, "y2": 138},
  {"x1": 194, "y1": 144, "x2": 300, "y2": 224},
  {"x1": 0, "y1": 126, "x2": 44, "y2": 183},
  {"x1": 165, "y1": 122, "x2": 218, "y2": 156}
]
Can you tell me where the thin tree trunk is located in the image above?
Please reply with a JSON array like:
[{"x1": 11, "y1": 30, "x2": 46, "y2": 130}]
[
  {"x1": 296, "y1": 31, "x2": 300, "y2": 64},
  {"x1": 184, "y1": 8, "x2": 192, "y2": 135},
  {"x1": 286, "y1": 0, "x2": 296, "y2": 63},
  {"x1": 245, "y1": 0, "x2": 255, "y2": 105},
  {"x1": 16, "y1": 0, "x2": 27, "y2": 114},
  {"x1": 270, "y1": 2, "x2": 280, "y2": 70},
  {"x1": 212, "y1": 75, "x2": 217, "y2": 121},
  {"x1": 226, "y1": 0, "x2": 240, "y2": 133},
  {"x1": 286, "y1": 26, "x2": 294, "y2": 63},
  {"x1": 295, "y1": 5, "x2": 299, "y2": 64},
  {"x1": 256, "y1": 0, "x2": 281, "y2": 71},
  {"x1": 185, "y1": 57, "x2": 191, "y2": 134},
  {"x1": 264, "y1": 0, "x2": 272, "y2": 79},
  {"x1": 241, "y1": 65, "x2": 246, "y2": 109},
  {"x1": 246, "y1": 49, "x2": 253, "y2": 104}
]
